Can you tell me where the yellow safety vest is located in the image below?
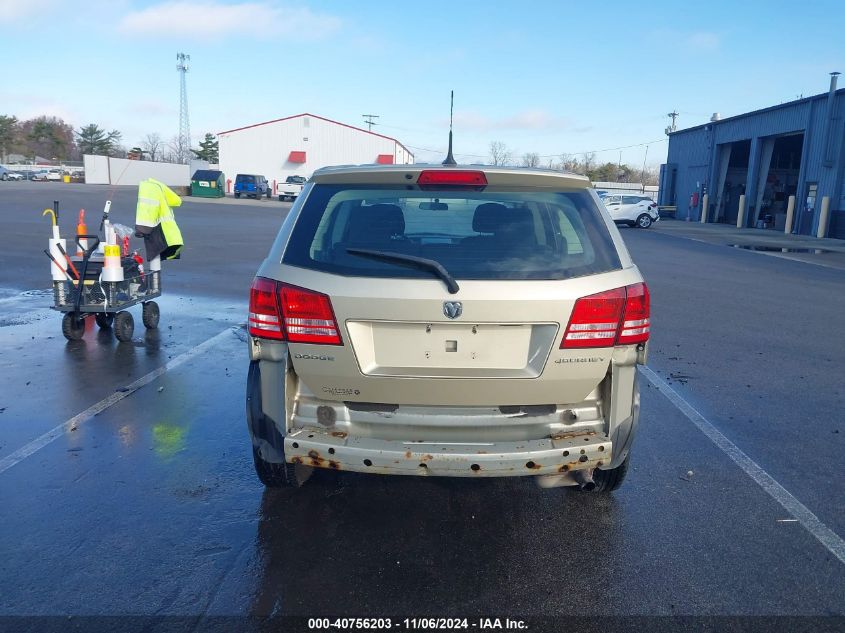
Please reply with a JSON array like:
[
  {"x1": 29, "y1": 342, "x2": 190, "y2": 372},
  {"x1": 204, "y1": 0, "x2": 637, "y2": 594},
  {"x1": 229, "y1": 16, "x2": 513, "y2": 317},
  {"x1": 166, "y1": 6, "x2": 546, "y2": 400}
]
[{"x1": 135, "y1": 178, "x2": 184, "y2": 260}]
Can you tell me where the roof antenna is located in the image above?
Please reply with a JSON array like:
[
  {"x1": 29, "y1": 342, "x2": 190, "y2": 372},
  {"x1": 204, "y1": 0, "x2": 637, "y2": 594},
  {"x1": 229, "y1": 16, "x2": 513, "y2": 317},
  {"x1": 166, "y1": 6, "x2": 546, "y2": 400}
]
[{"x1": 442, "y1": 90, "x2": 457, "y2": 166}]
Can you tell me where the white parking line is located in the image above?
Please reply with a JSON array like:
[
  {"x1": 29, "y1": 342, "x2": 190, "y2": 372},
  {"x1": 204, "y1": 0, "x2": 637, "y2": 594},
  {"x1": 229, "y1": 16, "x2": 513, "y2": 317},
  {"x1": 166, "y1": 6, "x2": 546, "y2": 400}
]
[
  {"x1": 639, "y1": 364, "x2": 845, "y2": 565},
  {"x1": 0, "y1": 326, "x2": 239, "y2": 476}
]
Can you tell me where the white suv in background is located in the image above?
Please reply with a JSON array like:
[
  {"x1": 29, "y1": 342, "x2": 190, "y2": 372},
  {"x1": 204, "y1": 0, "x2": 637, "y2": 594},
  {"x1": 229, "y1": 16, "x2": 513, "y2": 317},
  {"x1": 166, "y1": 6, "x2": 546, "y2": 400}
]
[{"x1": 602, "y1": 194, "x2": 660, "y2": 228}]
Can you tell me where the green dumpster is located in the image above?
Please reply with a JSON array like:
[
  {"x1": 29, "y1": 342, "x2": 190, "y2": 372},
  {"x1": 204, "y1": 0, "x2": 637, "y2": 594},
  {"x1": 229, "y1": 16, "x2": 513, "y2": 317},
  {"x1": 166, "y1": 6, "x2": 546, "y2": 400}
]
[{"x1": 190, "y1": 169, "x2": 225, "y2": 198}]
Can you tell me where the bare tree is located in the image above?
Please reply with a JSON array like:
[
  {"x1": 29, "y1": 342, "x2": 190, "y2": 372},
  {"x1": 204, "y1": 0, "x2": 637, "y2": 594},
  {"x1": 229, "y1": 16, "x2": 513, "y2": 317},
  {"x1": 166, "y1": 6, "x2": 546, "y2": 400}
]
[
  {"x1": 141, "y1": 133, "x2": 163, "y2": 162},
  {"x1": 558, "y1": 153, "x2": 582, "y2": 173},
  {"x1": 640, "y1": 165, "x2": 659, "y2": 186},
  {"x1": 582, "y1": 152, "x2": 596, "y2": 174},
  {"x1": 489, "y1": 141, "x2": 512, "y2": 166},
  {"x1": 167, "y1": 134, "x2": 190, "y2": 164},
  {"x1": 521, "y1": 152, "x2": 540, "y2": 168}
]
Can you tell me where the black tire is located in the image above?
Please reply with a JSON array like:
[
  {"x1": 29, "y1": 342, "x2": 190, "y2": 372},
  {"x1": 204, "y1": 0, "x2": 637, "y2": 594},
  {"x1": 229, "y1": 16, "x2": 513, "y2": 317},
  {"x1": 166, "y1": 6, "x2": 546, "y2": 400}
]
[
  {"x1": 278, "y1": 195, "x2": 283, "y2": 202},
  {"x1": 114, "y1": 311, "x2": 134, "y2": 342},
  {"x1": 252, "y1": 446, "x2": 298, "y2": 488},
  {"x1": 62, "y1": 313, "x2": 85, "y2": 341},
  {"x1": 636, "y1": 213, "x2": 653, "y2": 229},
  {"x1": 142, "y1": 301, "x2": 160, "y2": 329},
  {"x1": 234, "y1": 192, "x2": 240, "y2": 198},
  {"x1": 588, "y1": 455, "x2": 630, "y2": 492},
  {"x1": 95, "y1": 312, "x2": 114, "y2": 329}
]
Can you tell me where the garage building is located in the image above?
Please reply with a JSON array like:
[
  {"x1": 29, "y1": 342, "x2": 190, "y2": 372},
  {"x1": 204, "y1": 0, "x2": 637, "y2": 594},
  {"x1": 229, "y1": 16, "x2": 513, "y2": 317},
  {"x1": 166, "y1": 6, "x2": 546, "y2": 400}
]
[
  {"x1": 218, "y1": 113, "x2": 414, "y2": 195},
  {"x1": 659, "y1": 74, "x2": 845, "y2": 238}
]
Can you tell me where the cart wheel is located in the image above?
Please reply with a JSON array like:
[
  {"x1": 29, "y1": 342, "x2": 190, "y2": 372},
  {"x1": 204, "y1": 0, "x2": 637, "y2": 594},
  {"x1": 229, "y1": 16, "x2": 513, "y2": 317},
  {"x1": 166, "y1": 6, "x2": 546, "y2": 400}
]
[
  {"x1": 114, "y1": 311, "x2": 134, "y2": 342},
  {"x1": 95, "y1": 312, "x2": 114, "y2": 329},
  {"x1": 62, "y1": 313, "x2": 85, "y2": 341},
  {"x1": 142, "y1": 301, "x2": 160, "y2": 329}
]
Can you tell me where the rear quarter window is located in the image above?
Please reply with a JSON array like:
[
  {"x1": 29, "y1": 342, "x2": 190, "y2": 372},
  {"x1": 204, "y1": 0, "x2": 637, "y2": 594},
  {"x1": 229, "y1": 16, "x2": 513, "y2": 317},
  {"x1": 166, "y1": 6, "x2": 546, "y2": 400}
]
[{"x1": 282, "y1": 185, "x2": 621, "y2": 281}]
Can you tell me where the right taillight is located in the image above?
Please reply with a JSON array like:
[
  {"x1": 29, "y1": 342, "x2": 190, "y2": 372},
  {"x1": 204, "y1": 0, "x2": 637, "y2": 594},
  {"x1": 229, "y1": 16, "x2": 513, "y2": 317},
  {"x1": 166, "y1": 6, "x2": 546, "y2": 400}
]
[
  {"x1": 561, "y1": 283, "x2": 650, "y2": 348},
  {"x1": 248, "y1": 277, "x2": 342, "y2": 345},
  {"x1": 617, "y1": 282, "x2": 650, "y2": 345}
]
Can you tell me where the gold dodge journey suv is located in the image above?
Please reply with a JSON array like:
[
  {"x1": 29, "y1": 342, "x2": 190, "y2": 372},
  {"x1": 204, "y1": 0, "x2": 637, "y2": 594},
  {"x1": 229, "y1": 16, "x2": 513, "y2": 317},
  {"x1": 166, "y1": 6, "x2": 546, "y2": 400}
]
[{"x1": 246, "y1": 165, "x2": 649, "y2": 492}]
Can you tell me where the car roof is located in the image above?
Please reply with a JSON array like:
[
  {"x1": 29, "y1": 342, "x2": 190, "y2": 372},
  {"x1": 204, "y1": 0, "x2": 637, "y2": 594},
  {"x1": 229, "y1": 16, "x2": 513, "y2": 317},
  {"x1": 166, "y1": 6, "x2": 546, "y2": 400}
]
[{"x1": 310, "y1": 164, "x2": 591, "y2": 189}]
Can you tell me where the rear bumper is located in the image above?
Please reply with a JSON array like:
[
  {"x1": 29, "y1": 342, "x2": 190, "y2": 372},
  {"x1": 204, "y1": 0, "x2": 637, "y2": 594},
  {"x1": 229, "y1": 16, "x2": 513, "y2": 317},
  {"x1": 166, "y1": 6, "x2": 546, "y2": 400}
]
[{"x1": 284, "y1": 426, "x2": 612, "y2": 478}]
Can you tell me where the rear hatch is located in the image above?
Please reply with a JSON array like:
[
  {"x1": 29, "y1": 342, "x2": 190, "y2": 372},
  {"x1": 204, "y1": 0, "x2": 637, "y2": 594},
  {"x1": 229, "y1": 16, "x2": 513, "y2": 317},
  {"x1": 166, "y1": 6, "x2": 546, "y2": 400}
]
[{"x1": 252, "y1": 169, "x2": 645, "y2": 407}]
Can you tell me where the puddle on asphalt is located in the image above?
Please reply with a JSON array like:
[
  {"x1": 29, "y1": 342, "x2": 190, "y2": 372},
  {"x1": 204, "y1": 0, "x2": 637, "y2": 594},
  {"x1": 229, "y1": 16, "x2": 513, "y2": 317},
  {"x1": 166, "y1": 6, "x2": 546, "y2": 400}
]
[{"x1": 729, "y1": 244, "x2": 833, "y2": 254}]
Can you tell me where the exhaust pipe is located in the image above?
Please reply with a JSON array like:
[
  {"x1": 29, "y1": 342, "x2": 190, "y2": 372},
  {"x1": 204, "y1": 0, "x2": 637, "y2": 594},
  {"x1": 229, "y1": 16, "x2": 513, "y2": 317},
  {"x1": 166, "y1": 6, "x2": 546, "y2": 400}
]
[{"x1": 573, "y1": 469, "x2": 596, "y2": 492}]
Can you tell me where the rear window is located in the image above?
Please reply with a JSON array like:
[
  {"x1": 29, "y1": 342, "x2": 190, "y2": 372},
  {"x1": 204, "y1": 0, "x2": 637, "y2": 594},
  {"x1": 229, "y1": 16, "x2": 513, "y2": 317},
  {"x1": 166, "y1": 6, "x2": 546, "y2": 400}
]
[
  {"x1": 282, "y1": 185, "x2": 622, "y2": 281},
  {"x1": 236, "y1": 175, "x2": 255, "y2": 184}
]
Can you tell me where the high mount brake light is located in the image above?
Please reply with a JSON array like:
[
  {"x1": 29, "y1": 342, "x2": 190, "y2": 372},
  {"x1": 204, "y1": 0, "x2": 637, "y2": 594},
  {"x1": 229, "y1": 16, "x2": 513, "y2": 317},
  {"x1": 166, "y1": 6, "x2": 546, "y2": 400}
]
[
  {"x1": 561, "y1": 283, "x2": 650, "y2": 349},
  {"x1": 248, "y1": 278, "x2": 342, "y2": 345},
  {"x1": 417, "y1": 170, "x2": 488, "y2": 188}
]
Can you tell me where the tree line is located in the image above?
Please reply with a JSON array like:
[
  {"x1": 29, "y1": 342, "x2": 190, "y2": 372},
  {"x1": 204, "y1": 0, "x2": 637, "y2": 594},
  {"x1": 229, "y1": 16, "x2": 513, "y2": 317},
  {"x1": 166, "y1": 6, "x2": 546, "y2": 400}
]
[
  {"x1": 0, "y1": 114, "x2": 219, "y2": 164},
  {"x1": 488, "y1": 141, "x2": 659, "y2": 185}
]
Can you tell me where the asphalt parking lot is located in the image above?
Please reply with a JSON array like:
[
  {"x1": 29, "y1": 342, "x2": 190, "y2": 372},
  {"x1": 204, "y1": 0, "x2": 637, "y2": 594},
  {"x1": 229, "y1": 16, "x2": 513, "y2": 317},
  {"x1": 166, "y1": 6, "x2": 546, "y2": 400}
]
[{"x1": 0, "y1": 182, "x2": 843, "y2": 632}]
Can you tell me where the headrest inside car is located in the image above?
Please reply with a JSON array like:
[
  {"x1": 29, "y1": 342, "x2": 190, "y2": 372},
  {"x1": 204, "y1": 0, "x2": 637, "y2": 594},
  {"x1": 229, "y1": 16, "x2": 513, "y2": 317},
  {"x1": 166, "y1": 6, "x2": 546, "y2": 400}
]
[{"x1": 472, "y1": 203, "x2": 532, "y2": 234}]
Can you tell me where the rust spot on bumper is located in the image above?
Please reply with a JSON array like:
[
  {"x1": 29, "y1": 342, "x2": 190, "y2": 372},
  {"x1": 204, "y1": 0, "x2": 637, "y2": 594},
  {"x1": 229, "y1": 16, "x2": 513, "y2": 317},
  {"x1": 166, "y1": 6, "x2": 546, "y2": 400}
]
[
  {"x1": 550, "y1": 430, "x2": 597, "y2": 441},
  {"x1": 304, "y1": 449, "x2": 341, "y2": 470},
  {"x1": 330, "y1": 431, "x2": 348, "y2": 439}
]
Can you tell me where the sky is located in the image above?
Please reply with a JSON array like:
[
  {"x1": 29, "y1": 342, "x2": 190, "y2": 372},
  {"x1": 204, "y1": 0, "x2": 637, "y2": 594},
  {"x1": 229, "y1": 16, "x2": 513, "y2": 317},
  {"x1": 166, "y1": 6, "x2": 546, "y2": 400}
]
[{"x1": 1, "y1": 0, "x2": 843, "y2": 168}]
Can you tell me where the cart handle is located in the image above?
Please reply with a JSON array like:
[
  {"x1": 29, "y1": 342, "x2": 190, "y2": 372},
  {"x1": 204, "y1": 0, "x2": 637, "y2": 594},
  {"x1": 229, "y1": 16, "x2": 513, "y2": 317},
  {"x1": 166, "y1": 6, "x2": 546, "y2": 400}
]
[{"x1": 76, "y1": 234, "x2": 100, "y2": 258}]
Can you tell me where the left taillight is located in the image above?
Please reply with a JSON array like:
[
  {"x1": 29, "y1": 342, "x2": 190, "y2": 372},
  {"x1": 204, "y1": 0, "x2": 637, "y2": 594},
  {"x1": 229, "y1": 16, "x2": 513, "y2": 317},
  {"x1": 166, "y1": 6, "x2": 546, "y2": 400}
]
[
  {"x1": 248, "y1": 278, "x2": 343, "y2": 345},
  {"x1": 249, "y1": 277, "x2": 284, "y2": 340},
  {"x1": 279, "y1": 283, "x2": 342, "y2": 345}
]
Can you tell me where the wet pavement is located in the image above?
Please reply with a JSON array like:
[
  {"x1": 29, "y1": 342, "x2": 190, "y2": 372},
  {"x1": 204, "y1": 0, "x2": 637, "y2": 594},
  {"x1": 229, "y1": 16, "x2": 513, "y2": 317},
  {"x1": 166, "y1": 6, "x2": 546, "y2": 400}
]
[
  {"x1": 650, "y1": 217, "x2": 845, "y2": 270},
  {"x1": 0, "y1": 184, "x2": 843, "y2": 631}
]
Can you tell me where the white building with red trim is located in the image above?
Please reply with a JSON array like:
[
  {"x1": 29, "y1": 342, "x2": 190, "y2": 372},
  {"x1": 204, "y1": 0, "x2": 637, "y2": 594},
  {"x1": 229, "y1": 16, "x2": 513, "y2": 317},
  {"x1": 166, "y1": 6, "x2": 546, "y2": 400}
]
[{"x1": 217, "y1": 113, "x2": 414, "y2": 195}]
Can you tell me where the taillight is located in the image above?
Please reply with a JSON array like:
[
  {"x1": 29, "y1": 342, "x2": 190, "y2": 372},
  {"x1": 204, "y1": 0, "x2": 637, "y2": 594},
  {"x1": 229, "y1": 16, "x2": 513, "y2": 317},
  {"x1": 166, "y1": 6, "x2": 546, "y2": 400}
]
[
  {"x1": 561, "y1": 283, "x2": 650, "y2": 348},
  {"x1": 248, "y1": 279, "x2": 343, "y2": 345},
  {"x1": 561, "y1": 287, "x2": 626, "y2": 348},
  {"x1": 279, "y1": 284, "x2": 342, "y2": 345},
  {"x1": 249, "y1": 277, "x2": 284, "y2": 340},
  {"x1": 417, "y1": 170, "x2": 488, "y2": 189},
  {"x1": 617, "y1": 282, "x2": 650, "y2": 345}
]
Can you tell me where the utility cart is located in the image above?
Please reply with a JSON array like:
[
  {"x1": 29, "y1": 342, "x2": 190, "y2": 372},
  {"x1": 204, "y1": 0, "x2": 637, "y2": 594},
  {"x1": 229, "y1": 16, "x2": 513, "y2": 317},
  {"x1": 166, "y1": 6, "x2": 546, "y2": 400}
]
[{"x1": 51, "y1": 235, "x2": 162, "y2": 342}]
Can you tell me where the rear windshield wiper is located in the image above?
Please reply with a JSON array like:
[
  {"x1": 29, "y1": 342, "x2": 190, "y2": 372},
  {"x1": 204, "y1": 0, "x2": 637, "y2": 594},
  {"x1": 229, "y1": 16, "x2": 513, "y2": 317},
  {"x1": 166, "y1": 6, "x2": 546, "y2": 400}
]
[{"x1": 346, "y1": 248, "x2": 460, "y2": 294}]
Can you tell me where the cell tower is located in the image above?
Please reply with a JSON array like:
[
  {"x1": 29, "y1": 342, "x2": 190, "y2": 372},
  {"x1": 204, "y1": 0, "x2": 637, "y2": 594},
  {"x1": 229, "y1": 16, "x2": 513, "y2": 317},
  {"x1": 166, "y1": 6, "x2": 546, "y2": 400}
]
[{"x1": 176, "y1": 52, "x2": 191, "y2": 162}]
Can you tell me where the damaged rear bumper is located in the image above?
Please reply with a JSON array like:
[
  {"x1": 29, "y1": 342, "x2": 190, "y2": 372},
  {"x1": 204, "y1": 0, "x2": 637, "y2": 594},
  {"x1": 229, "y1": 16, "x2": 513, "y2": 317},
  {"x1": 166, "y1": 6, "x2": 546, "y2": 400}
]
[{"x1": 284, "y1": 427, "x2": 613, "y2": 478}]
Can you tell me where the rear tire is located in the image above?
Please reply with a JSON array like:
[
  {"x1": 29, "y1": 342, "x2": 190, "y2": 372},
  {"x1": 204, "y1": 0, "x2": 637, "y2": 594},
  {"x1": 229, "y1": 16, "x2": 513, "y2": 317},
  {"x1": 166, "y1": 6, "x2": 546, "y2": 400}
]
[
  {"x1": 142, "y1": 301, "x2": 160, "y2": 329},
  {"x1": 95, "y1": 312, "x2": 114, "y2": 329},
  {"x1": 62, "y1": 313, "x2": 85, "y2": 341},
  {"x1": 587, "y1": 455, "x2": 630, "y2": 492},
  {"x1": 234, "y1": 192, "x2": 240, "y2": 198},
  {"x1": 252, "y1": 446, "x2": 298, "y2": 488},
  {"x1": 636, "y1": 213, "x2": 653, "y2": 229},
  {"x1": 114, "y1": 311, "x2": 134, "y2": 342}
]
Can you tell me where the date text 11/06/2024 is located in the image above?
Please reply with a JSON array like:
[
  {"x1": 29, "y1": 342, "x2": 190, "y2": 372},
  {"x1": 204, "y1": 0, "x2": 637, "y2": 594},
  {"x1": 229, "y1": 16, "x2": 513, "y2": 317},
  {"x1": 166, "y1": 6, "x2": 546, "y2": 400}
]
[{"x1": 307, "y1": 618, "x2": 528, "y2": 630}]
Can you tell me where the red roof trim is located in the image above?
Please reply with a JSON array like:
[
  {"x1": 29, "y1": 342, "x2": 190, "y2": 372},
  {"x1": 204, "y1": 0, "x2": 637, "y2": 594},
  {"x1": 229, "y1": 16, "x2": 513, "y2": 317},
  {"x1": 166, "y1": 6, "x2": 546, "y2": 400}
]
[{"x1": 217, "y1": 112, "x2": 413, "y2": 157}]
